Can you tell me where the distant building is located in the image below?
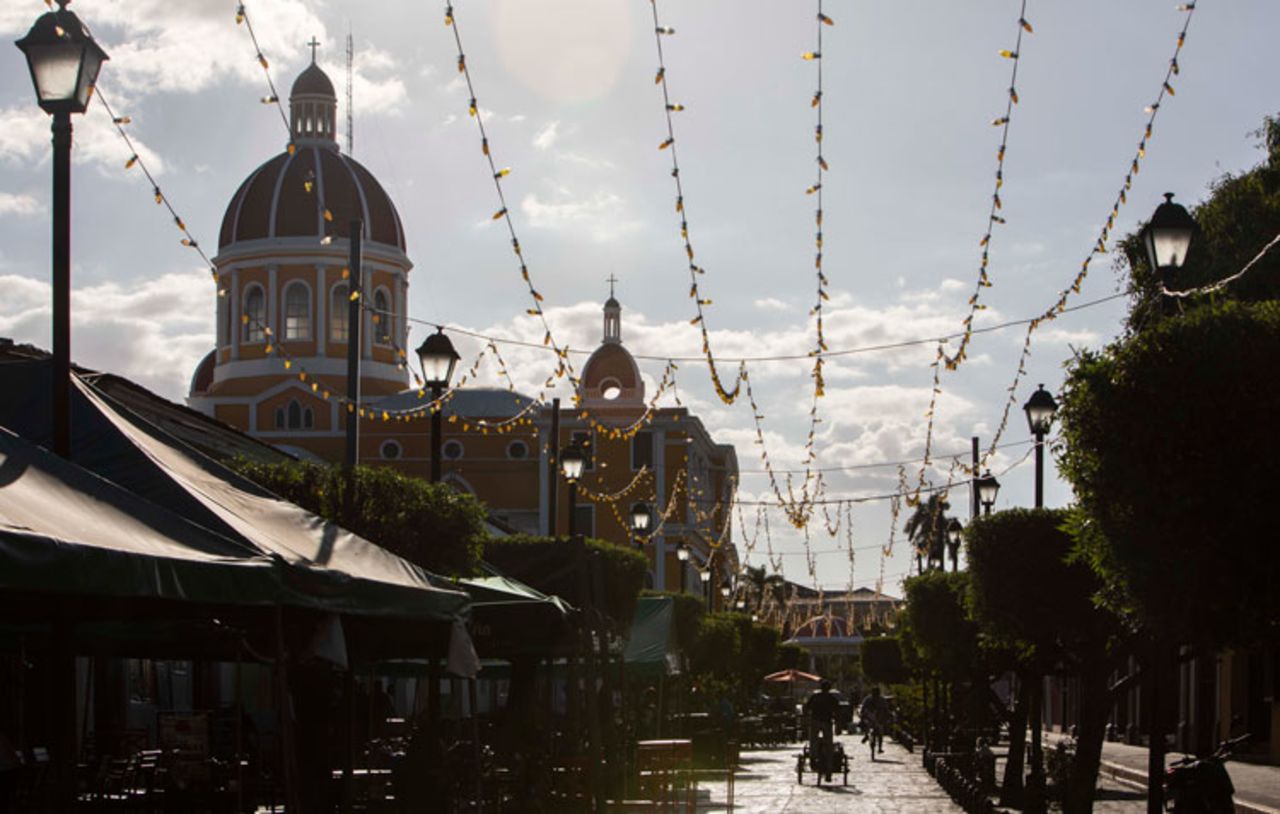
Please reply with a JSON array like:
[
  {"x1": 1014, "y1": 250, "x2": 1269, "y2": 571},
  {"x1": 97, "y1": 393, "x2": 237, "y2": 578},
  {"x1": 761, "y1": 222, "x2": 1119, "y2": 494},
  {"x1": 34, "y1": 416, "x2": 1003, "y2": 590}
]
[{"x1": 186, "y1": 60, "x2": 739, "y2": 598}]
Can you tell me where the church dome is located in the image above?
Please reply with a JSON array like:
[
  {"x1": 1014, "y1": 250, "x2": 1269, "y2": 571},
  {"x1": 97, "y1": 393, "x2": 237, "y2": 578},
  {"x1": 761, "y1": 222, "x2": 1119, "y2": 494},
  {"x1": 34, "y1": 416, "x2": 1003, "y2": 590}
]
[
  {"x1": 216, "y1": 58, "x2": 405, "y2": 253},
  {"x1": 579, "y1": 293, "x2": 644, "y2": 406},
  {"x1": 292, "y1": 62, "x2": 335, "y2": 96},
  {"x1": 218, "y1": 149, "x2": 405, "y2": 251}
]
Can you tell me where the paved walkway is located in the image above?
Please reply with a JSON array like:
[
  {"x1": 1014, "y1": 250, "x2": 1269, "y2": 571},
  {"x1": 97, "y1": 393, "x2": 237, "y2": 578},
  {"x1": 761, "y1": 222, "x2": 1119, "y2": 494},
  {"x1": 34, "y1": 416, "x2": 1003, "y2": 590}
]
[{"x1": 695, "y1": 736, "x2": 962, "y2": 813}]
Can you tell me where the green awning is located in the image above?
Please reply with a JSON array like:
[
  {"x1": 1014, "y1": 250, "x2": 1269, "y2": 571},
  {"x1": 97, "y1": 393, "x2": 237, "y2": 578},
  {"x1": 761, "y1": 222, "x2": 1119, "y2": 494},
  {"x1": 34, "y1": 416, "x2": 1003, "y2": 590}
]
[{"x1": 623, "y1": 596, "x2": 679, "y2": 677}]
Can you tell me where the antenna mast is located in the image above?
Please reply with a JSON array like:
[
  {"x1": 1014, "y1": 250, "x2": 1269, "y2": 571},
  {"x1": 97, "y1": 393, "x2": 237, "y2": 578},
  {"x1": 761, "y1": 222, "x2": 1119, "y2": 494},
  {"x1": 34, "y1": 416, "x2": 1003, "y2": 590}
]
[{"x1": 345, "y1": 30, "x2": 354, "y2": 154}]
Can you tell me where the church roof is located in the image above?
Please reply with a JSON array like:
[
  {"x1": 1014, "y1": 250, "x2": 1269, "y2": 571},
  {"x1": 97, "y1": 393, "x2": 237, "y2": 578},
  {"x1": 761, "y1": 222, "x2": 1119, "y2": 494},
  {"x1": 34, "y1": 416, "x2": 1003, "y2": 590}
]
[
  {"x1": 292, "y1": 62, "x2": 335, "y2": 96},
  {"x1": 218, "y1": 147, "x2": 405, "y2": 251}
]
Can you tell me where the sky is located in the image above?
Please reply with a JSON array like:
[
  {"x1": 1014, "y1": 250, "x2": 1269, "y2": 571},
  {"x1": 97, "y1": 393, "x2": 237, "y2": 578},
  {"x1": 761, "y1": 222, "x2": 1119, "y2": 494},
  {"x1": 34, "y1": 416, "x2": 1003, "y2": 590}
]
[{"x1": 2, "y1": 0, "x2": 1277, "y2": 598}]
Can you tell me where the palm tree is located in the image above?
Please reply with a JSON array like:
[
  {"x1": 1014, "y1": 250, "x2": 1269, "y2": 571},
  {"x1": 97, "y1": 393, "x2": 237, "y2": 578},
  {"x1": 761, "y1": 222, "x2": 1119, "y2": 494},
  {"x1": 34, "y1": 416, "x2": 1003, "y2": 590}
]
[{"x1": 903, "y1": 493, "x2": 954, "y2": 572}]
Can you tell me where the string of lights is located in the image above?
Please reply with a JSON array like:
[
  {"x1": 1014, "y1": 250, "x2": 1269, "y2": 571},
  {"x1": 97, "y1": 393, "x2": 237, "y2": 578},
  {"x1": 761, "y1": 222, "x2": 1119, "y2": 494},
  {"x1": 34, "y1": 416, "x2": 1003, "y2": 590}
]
[
  {"x1": 441, "y1": 2, "x2": 581, "y2": 396},
  {"x1": 646, "y1": 0, "x2": 747, "y2": 405},
  {"x1": 975, "y1": 0, "x2": 1199, "y2": 466},
  {"x1": 1161, "y1": 230, "x2": 1280, "y2": 298},
  {"x1": 943, "y1": 2, "x2": 1034, "y2": 371}
]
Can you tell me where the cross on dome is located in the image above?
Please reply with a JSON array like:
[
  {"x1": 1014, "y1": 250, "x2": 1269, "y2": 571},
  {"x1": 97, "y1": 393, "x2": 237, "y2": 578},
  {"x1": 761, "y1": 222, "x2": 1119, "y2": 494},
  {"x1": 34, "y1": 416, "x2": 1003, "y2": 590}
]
[
  {"x1": 606, "y1": 273, "x2": 619, "y2": 299},
  {"x1": 307, "y1": 36, "x2": 321, "y2": 64}
]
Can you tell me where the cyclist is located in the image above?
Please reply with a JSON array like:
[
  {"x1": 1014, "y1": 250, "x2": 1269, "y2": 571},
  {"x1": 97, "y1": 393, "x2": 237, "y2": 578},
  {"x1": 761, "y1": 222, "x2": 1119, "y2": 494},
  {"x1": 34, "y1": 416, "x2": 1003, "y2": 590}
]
[
  {"x1": 859, "y1": 686, "x2": 891, "y2": 760},
  {"x1": 804, "y1": 680, "x2": 839, "y2": 781}
]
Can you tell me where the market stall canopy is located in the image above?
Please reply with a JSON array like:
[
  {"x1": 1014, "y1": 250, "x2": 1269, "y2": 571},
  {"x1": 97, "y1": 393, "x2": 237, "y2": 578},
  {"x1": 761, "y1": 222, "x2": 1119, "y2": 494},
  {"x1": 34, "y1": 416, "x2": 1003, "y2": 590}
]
[
  {"x1": 623, "y1": 595, "x2": 681, "y2": 678},
  {"x1": 0, "y1": 426, "x2": 282, "y2": 607},
  {"x1": 763, "y1": 668, "x2": 823, "y2": 684},
  {"x1": 459, "y1": 572, "x2": 575, "y2": 658},
  {"x1": 0, "y1": 360, "x2": 469, "y2": 626}
]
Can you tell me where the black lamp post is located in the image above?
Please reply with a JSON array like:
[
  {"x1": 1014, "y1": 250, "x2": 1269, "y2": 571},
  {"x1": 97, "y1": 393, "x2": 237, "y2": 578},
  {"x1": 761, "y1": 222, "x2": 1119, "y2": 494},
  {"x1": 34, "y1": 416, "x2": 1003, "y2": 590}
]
[
  {"x1": 676, "y1": 542, "x2": 689, "y2": 593},
  {"x1": 416, "y1": 328, "x2": 459, "y2": 483},
  {"x1": 699, "y1": 567, "x2": 712, "y2": 611},
  {"x1": 946, "y1": 518, "x2": 963, "y2": 572},
  {"x1": 17, "y1": 2, "x2": 108, "y2": 459},
  {"x1": 630, "y1": 501, "x2": 651, "y2": 550},
  {"x1": 1023, "y1": 384, "x2": 1059, "y2": 509},
  {"x1": 977, "y1": 471, "x2": 1000, "y2": 516},
  {"x1": 1142, "y1": 192, "x2": 1197, "y2": 300},
  {"x1": 560, "y1": 441, "x2": 586, "y2": 538}
]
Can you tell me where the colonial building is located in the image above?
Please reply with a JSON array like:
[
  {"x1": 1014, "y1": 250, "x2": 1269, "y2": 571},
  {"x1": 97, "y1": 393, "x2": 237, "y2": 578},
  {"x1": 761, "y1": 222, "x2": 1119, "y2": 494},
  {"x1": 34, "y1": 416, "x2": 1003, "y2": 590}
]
[{"x1": 188, "y1": 60, "x2": 739, "y2": 599}]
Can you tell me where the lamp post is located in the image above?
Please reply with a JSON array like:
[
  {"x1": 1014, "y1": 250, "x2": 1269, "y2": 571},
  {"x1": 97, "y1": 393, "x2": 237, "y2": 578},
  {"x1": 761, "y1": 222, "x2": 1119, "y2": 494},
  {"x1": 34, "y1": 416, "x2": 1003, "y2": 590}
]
[
  {"x1": 976, "y1": 471, "x2": 1000, "y2": 515},
  {"x1": 946, "y1": 518, "x2": 963, "y2": 572},
  {"x1": 1020, "y1": 384, "x2": 1058, "y2": 814},
  {"x1": 17, "y1": 2, "x2": 108, "y2": 459},
  {"x1": 560, "y1": 441, "x2": 585, "y2": 538},
  {"x1": 630, "y1": 501, "x2": 651, "y2": 550},
  {"x1": 699, "y1": 567, "x2": 712, "y2": 611},
  {"x1": 416, "y1": 328, "x2": 459, "y2": 483},
  {"x1": 676, "y1": 542, "x2": 689, "y2": 593},
  {"x1": 1023, "y1": 384, "x2": 1058, "y2": 509},
  {"x1": 1141, "y1": 192, "x2": 1196, "y2": 309}
]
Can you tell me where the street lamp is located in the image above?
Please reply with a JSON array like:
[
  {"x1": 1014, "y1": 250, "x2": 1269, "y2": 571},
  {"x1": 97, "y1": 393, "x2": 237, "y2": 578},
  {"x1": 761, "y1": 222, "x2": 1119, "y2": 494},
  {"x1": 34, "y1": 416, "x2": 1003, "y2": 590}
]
[
  {"x1": 16, "y1": 2, "x2": 108, "y2": 459},
  {"x1": 946, "y1": 518, "x2": 963, "y2": 572},
  {"x1": 676, "y1": 542, "x2": 689, "y2": 593},
  {"x1": 1142, "y1": 192, "x2": 1196, "y2": 294},
  {"x1": 416, "y1": 328, "x2": 459, "y2": 483},
  {"x1": 699, "y1": 567, "x2": 712, "y2": 611},
  {"x1": 977, "y1": 471, "x2": 1000, "y2": 515},
  {"x1": 559, "y1": 441, "x2": 586, "y2": 538},
  {"x1": 1023, "y1": 384, "x2": 1058, "y2": 509},
  {"x1": 630, "y1": 501, "x2": 651, "y2": 550}
]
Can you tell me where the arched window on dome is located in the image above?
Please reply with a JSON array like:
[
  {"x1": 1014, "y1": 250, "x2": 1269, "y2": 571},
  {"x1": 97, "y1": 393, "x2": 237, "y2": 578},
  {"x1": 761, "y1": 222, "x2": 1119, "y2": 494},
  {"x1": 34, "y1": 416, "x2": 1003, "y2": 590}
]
[
  {"x1": 373, "y1": 288, "x2": 392, "y2": 345},
  {"x1": 283, "y1": 281, "x2": 311, "y2": 341},
  {"x1": 330, "y1": 283, "x2": 350, "y2": 343},
  {"x1": 242, "y1": 284, "x2": 266, "y2": 343},
  {"x1": 282, "y1": 399, "x2": 313, "y2": 431}
]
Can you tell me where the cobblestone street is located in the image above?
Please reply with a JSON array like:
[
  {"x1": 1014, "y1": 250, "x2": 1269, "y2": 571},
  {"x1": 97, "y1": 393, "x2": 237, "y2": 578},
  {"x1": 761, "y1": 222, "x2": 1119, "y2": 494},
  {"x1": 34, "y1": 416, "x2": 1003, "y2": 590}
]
[{"x1": 696, "y1": 736, "x2": 963, "y2": 813}]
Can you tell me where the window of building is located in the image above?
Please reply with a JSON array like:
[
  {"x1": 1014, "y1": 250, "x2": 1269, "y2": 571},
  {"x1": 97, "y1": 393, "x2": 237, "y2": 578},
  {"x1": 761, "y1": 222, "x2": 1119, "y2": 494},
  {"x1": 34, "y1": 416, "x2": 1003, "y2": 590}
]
[
  {"x1": 283, "y1": 281, "x2": 311, "y2": 340},
  {"x1": 381, "y1": 440, "x2": 402, "y2": 460},
  {"x1": 283, "y1": 399, "x2": 313, "y2": 431},
  {"x1": 373, "y1": 288, "x2": 392, "y2": 345},
  {"x1": 442, "y1": 440, "x2": 464, "y2": 460},
  {"x1": 242, "y1": 284, "x2": 266, "y2": 343},
  {"x1": 632, "y1": 431, "x2": 654, "y2": 471},
  {"x1": 507, "y1": 440, "x2": 529, "y2": 460},
  {"x1": 275, "y1": 407, "x2": 285, "y2": 429},
  {"x1": 571, "y1": 430, "x2": 594, "y2": 471},
  {"x1": 330, "y1": 283, "x2": 350, "y2": 342}
]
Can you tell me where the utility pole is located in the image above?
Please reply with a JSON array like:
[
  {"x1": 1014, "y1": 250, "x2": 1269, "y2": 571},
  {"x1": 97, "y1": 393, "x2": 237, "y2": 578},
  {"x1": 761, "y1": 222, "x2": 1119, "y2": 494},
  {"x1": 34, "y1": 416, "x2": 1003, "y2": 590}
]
[
  {"x1": 547, "y1": 397, "x2": 560, "y2": 535},
  {"x1": 345, "y1": 30, "x2": 354, "y2": 155}
]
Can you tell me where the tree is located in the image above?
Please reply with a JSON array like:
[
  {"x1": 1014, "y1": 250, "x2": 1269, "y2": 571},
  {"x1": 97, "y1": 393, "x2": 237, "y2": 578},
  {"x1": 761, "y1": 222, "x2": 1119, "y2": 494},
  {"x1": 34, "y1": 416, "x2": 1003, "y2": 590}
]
[
  {"x1": 966, "y1": 509, "x2": 1122, "y2": 814},
  {"x1": 1121, "y1": 113, "x2": 1280, "y2": 332},
  {"x1": 859, "y1": 637, "x2": 907, "y2": 686},
  {"x1": 231, "y1": 458, "x2": 487, "y2": 575},
  {"x1": 902, "y1": 570, "x2": 981, "y2": 680},
  {"x1": 1058, "y1": 301, "x2": 1280, "y2": 647},
  {"x1": 903, "y1": 493, "x2": 955, "y2": 571}
]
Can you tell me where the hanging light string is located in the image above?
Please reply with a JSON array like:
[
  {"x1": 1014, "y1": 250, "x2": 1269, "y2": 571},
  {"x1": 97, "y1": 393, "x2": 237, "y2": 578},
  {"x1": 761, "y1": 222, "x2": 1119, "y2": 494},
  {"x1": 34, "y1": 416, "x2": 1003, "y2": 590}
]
[
  {"x1": 803, "y1": 0, "x2": 835, "y2": 458},
  {"x1": 943, "y1": 1, "x2": 1033, "y2": 371},
  {"x1": 1161, "y1": 230, "x2": 1280, "y2": 298},
  {"x1": 647, "y1": 0, "x2": 746, "y2": 404},
  {"x1": 94, "y1": 90, "x2": 219, "y2": 283},
  {"x1": 441, "y1": 3, "x2": 580, "y2": 396},
  {"x1": 906, "y1": 2, "x2": 1200, "y2": 498},
  {"x1": 972, "y1": 1, "x2": 1200, "y2": 467},
  {"x1": 235, "y1": 2, "x2": 290, "y2": 135},
  {"x1": 398, "y1": 291, "x2": 1124, "y2": 364}
]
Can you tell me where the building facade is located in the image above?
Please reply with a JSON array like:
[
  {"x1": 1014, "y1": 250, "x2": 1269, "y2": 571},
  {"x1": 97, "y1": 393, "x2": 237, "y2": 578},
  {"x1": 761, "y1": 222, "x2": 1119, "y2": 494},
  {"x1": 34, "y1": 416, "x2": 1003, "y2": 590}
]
[{"x1": 189, "y1": 61, "x2": 739, "y2": 598}]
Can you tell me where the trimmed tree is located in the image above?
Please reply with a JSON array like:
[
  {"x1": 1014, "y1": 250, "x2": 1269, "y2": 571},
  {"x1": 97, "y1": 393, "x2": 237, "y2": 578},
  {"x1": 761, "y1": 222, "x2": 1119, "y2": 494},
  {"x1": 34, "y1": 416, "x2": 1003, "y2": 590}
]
[
  {"x1": 966, "y1": 508, "x2": 1121, "y2": 814},
  {"x1": 1058, "y1": 301, "x2": 1280, "y2": 647},
  {"x1": 860, "y1": 637, "x2": 907, "y2": 686},
  {"x1": 231, "y1": 458, "x2": 487, "y2": 575}
]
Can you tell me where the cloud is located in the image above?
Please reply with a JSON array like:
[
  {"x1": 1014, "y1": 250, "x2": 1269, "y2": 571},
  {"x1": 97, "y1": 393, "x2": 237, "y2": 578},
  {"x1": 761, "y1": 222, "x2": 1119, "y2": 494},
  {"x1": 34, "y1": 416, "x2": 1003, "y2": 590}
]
[
  {"x1": 754, "y1": 297, "x2": 791, "y2": 312},
  {"x1": 0, "y1": 192, "x2": 43, "y2": 216},
  {"x1": 0, "y1": 103, "x2": 166, "y2": 176},
  {"x1": 0, "y1": 269, "x2": 214, "y2": 400},
  {"x1": 533, "y1": 121, "x2": 559, "y2": 150},
  {"x1": 519, "y1": 189, "x2": 641, "y2": 242}
]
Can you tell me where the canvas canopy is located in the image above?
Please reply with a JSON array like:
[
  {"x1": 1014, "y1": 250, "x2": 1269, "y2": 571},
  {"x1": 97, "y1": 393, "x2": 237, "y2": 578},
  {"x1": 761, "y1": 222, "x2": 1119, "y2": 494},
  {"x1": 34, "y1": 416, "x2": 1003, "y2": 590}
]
[
  {"x1": 0, "y1": 426, "x2": 282, "y2": 607},
  {"x1": 623, "y1": 596, "x2": 680, "y2": 677},
  {"x1": 0, "y1": 361, "x2": 469, "y2": 627}
]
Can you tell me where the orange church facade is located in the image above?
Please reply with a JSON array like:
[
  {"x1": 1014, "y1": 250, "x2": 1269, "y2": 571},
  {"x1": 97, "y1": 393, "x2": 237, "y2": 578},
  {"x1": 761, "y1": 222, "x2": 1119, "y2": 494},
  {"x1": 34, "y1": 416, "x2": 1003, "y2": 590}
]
[{"x1": 188, "y1": 60, "x2": 739, "y2": 598}]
